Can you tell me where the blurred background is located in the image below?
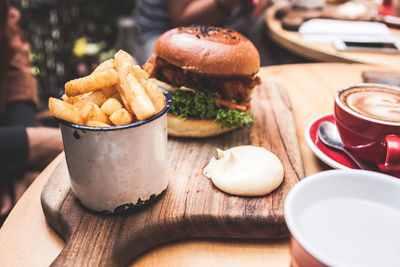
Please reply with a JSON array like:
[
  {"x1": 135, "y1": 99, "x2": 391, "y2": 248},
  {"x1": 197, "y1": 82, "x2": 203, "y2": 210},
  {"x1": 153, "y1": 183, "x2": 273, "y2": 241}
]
[{"x1": 12, "y1": 0, "x2": 137, "y2": 109}]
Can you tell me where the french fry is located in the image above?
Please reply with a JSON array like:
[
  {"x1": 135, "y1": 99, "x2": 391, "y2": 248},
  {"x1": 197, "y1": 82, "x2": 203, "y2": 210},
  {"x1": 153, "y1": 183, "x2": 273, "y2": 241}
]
[
  {"x1": 61, "y1": 94, "x2": 68, "y2": 102},
  {"x1": 75, "y1": 101, "x2": 111, "y2": 124},
  {"x1": 86, "y1": 104, "x2": 111, "y2": 125},
  {"x1": 114, "y1": 83, "x2": 133, "y2": 114},
  {"x1": 150, "y1": 78, "x2": 178, "y2": 92},
  {"x1": 49, "y1": 97, "x2": 83, "y2": 125},
  {"x1": 142, "y1": 54, "x2": 156, "y2": 76},
  {"x1": 114, "y1": 50, "x2": 133, "y2": 76},
  {"x1": 109, "y1": 108, "x2": 133, "y2": 126},
  {"x1": 129, "y1": 65, "x2": 149, "y2": 80},
  {"x1": 101, "y1": 98, "x2": 123, "y2": 116},
  {"x1": 111, "y1": 93, "x2": 123, "y2": 103},
  {"x1": 73, "y1": 100, "x2": 93, "y2": 119},
  {"x1": 91, "y1": 59, "x2": 118, "y2": 100},
  {"x1": 121, "y1": 73, "x2": 156, "y2": 120},
  {"x1": 65, "y1": 69, "x2": 118, "y2": 97},
  {"x1": 52, "y1": 50, "x2": 165, "y2": 127},
  {"x1": 62, "y1": 94, "x2": 83, "y2": 105},
  {"x1": 73, "y1": 99, "x2": 89, "y2": 109},
  {"x1": 102, "y1": 85, "x2": 118, "y2": 98},
  {"x1": 86, "y1": 120, "x2": 111, "y2": 127},
  {"x1": 128, "y1": 63, "x2": 165, "y2": 113},
  {"x1": 92, "y1": 59, "x2": 114, "y2": 74},
  {"x1": 80, "y1": 90, "x2": 107, "y2": 107},
  {"x1": 140, "y1": 79, "x2": 165, "y2": 113},
  {"x1": 114, "y1": 50, "x2": 136, "y2": 114}
]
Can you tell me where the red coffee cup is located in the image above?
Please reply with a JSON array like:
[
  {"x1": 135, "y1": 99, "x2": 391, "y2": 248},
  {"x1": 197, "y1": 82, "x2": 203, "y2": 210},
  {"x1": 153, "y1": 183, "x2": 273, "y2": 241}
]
[{"x1": 334, "y1": 84, "x2": 400, "y2": 174}]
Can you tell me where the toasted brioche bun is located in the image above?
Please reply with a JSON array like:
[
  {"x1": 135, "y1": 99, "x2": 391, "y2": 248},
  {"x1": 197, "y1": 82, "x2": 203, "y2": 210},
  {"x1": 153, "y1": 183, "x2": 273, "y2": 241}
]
[
  {"x1": 153, "y1": 26, "x2": 260, "y2": 76},
  {"x1": 167, "y1": 114, "x2": 237, "y2": 138}
]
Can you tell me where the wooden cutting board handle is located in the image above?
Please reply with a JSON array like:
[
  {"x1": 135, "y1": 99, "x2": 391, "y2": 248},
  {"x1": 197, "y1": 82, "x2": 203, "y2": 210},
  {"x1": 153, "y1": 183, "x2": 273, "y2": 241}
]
[
  {"x1": 41, "y1": 82, "x2": 305, "y2": 266},
  {"x1": 42, "y1": 160, "x2": 182, "y2": 266}
]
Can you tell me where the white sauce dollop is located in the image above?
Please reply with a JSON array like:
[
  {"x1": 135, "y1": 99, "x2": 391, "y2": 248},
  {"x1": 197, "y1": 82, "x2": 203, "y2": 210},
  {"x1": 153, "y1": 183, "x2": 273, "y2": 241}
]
[{"x1": 203, "y1": 146, "x2": 284, "y2": 196}]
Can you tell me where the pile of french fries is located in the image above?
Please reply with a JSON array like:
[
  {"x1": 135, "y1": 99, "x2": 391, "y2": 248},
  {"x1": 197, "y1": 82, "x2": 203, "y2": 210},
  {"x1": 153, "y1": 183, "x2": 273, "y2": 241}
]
[{"x1": 49, "y1": 50, "x2": 165, "y2": 127}]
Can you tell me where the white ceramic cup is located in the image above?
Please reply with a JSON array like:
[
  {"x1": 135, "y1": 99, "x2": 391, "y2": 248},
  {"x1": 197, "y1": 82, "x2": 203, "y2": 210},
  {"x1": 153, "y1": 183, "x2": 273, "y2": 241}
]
[
  {"x1": 60, "y1": 92, "x2": 172, "y2": 213},
  {"x1": 284, "y1": 169, "x2": 400, "y2": 267}
]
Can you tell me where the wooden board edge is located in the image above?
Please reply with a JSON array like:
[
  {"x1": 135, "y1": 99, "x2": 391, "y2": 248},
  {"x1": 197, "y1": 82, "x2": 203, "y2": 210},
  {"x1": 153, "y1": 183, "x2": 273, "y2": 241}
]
[{"x1": 40, "y1": 155, "x2": 70, "y2": 238}]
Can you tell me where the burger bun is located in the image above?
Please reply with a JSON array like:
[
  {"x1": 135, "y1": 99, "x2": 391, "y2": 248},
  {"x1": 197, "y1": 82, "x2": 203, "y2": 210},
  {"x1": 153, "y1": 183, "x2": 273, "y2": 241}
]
[
  {"x1": 167, "y1": 114, "x2": 237, "y2": 138},
  {"x1": 154, "y1": 26, "x2": 260, "y2": 76}
]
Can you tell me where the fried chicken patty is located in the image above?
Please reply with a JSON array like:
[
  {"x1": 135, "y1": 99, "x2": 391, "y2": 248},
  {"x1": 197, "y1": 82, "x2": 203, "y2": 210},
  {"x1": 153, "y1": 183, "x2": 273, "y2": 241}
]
[{"x1": 144, "y1": 55, "x2": 261, "y2": 102}]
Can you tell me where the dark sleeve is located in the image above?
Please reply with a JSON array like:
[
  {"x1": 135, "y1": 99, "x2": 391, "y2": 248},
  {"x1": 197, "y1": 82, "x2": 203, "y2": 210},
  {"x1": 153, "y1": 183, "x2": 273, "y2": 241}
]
[
  {"x1": 4, "y1": 101, "x2": 36, "y2": 126},
  {"x1": 0, "y1": 125, "x2": 28, "y2": 181},
  {"x1": 0, "y1": 101, "x2": 35, "y2": 181}
]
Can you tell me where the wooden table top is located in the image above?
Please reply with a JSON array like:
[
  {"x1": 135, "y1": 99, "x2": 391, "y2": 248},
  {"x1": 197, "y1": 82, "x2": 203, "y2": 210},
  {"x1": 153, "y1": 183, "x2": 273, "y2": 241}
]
[
  {"x1": 265, "y1": 5, "x2": 400, "y2": 70},
  {"x1": 0, "y1": 63, "x2": 389, "y2": 267}
]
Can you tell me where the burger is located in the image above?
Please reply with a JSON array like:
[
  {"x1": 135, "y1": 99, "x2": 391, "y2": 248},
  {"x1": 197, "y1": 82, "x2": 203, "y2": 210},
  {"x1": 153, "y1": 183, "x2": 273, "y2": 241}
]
[{"x1": 143, "y1": 25, "x2": 261, "y2": 137}]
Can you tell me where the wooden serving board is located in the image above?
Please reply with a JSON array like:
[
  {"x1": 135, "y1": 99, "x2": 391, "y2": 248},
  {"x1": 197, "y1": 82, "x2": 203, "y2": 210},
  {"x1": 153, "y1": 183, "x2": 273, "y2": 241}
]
[{"x1": 41, "y1": 82, "x2": 305, "y2": 266}]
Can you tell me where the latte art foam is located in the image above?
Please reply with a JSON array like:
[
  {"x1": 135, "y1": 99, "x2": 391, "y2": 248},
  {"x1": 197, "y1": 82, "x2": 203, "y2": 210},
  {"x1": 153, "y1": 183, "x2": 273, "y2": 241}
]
[{"x1": 341, "y1": 87, "x2": 400, "y2": 123}]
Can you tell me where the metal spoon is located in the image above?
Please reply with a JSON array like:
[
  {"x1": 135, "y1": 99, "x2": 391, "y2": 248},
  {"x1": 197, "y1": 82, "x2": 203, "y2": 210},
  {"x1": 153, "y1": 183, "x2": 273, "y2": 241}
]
[{"x1": 318, "y1": 121, "x2": 370, "y2": 170}]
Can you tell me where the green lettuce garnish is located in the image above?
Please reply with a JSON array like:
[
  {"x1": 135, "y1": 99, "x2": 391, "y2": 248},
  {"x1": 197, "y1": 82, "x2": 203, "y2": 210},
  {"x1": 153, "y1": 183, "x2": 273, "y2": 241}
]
[{"x1": 169, "y1": 90, "x2": 254, "y2": 129}]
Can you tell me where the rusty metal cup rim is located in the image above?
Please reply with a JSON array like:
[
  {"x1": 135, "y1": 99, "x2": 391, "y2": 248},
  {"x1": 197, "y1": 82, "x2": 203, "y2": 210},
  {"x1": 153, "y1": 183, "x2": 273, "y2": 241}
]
[{"x1": 57, "y1": 90, "x2": 172, "y2": 131}]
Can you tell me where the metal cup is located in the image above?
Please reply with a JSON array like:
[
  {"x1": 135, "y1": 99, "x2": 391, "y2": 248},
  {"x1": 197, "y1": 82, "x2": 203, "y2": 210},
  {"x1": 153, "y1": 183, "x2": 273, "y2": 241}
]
[{"x1": 60, "y1": 92, "x2": 171, "y2": 213}]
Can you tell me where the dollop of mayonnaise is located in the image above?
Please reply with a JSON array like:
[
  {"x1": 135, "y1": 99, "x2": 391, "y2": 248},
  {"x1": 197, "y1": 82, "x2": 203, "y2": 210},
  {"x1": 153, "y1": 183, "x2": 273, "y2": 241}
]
[{"x1": 203, "y1": 146, "x2": 284, "y2": 196}]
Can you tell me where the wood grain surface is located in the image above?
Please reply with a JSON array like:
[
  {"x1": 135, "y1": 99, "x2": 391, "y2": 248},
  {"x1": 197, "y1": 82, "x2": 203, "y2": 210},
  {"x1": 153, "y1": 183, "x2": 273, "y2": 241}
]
[
  {"x1": 265, "y1": 5, "x2": 400, "y2": 70},
  {"x1": 41, "y1": 82, "x2": 305, "y2": 266}
]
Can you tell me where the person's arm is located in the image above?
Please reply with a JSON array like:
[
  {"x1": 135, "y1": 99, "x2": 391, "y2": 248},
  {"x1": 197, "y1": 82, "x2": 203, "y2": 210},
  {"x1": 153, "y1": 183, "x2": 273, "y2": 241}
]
[
  {"x1": 4, "y1": 101, "x2": 36, "y2": 126},
  {"x1": 2, "y1": 7, "x2": 38, "y2": 108},
  {"x1": 1, "y1": 102, "x2": 62, "y2": 173},
  {"x1": 0, "y1": 102, "x2": 36, "y2": 181},
  {"x1": 167, "y1": 0, "x2": 246, "y2": 27},
  {"x1": 0, "y1": 4, "x2": 39, "y2": 181},
  {"x1": 0, "y1": 125, "x2": 29, "y2": 180}
]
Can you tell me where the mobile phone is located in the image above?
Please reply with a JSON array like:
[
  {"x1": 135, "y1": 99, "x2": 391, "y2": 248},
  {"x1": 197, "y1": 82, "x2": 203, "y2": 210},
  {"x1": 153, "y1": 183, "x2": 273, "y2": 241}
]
[{"x1": 333, "y1": 40, "x2": 400, "y2": 53}]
